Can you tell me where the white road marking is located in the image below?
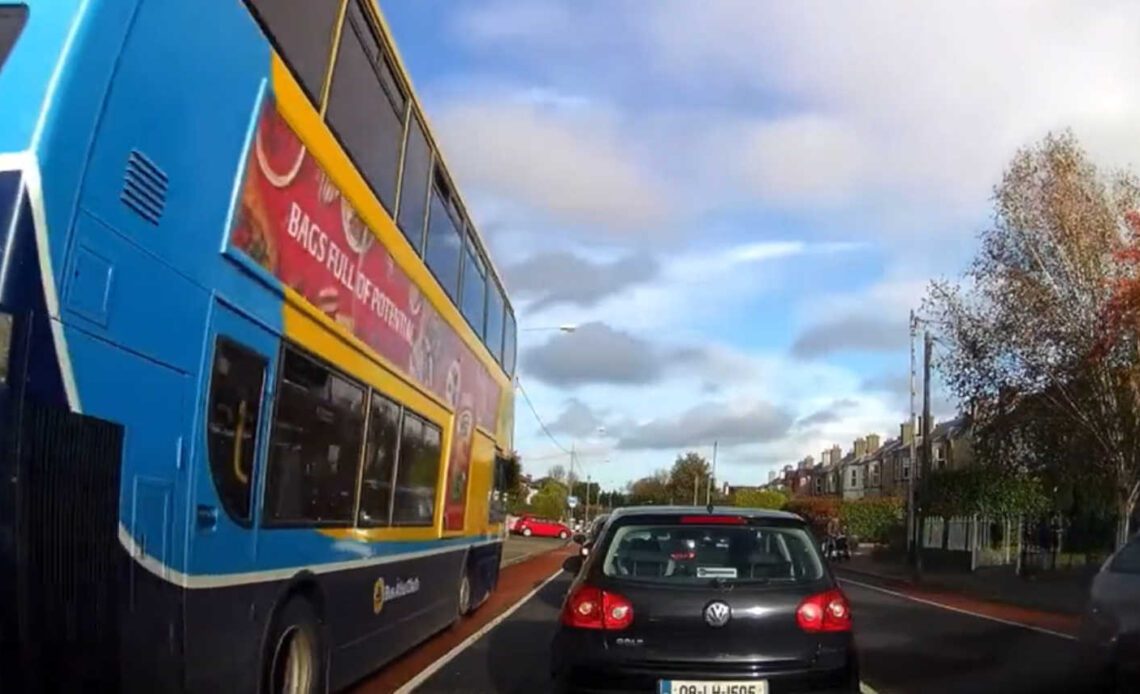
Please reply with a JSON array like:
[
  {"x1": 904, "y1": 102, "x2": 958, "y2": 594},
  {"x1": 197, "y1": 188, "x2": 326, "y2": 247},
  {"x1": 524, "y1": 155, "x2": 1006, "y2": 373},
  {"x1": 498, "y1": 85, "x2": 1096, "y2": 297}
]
[
  {"x1": 397, "y1": 568, "x2": 565, "y2": 694},
  {"x1": 860, "y1": 683, "x2": 880, "y2": 694},
  {"x1": 839, "y1": 577, "x2": 1078, "y2": 641}
]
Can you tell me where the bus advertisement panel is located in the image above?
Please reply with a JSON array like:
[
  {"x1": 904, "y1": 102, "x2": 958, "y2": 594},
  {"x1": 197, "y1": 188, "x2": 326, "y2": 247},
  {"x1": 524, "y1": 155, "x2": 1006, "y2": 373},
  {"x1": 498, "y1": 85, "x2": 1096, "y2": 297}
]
[{"x1": 231, "y1": 96, "x2": 502, "y2": 531}]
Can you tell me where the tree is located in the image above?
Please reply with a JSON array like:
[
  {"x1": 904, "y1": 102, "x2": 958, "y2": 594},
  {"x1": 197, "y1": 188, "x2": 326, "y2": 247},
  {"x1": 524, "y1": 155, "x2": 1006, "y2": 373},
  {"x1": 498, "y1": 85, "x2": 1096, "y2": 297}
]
[
  {"x1": 530, "y1": 480, "x2": 568, "y2": 520},
  {"x1": 501, "y1": 451, "x2": 527, "y2": 514},
  {"x1": 627, "y1": 470, "x2": 670, "y2": 505},
  {"x1": 925, "y1": 131, "x2": 1140, "y2": 548},
  {"x1": 668, "y1": 452, "x2": 712, "y2": 505},
  {"x1": 549, "y1": 464, "x2": 567, "y2": 485},
  {"x1": 732, "y1": 488, "x2": 787, "y2": 510}
]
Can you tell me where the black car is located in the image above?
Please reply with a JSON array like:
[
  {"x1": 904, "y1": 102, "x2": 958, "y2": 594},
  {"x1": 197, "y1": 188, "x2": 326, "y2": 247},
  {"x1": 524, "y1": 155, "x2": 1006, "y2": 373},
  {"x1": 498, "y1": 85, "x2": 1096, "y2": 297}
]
[
  {"x1": 1079, "y1": 531, "x2": 1140, "y2": 691},
  {"x1": 575, "y1": 514, "x2": 612, "y2": 558},
  {"x1": 551, "y1": 506, "x2": 859, "y2": 694}
]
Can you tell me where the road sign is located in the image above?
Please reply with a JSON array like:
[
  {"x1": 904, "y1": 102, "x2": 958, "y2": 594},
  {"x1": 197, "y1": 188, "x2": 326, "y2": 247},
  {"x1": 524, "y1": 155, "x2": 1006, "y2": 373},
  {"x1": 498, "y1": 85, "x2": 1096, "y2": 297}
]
[{"x1": 567, "y1": 496, "x2": 579, "y2": 509}]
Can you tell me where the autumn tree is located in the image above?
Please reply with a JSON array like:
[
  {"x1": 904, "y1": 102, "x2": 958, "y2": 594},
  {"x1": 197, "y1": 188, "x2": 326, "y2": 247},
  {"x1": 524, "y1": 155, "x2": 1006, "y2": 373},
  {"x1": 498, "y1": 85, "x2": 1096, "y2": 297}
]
[{"x1": 925, "y1": 131, "x2": 1140, "y2": 548}]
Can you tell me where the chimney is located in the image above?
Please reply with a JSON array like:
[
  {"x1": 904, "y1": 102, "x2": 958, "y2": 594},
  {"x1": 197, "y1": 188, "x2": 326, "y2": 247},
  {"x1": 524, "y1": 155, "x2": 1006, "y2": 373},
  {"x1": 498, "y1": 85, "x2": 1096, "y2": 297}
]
[
  {"x1": 866, "y1": 433, "x2": 881, "y2": 452},
  {"x1": 831, "y1": 444, "x2": 842, "y2": 461},
  {"x1": 900, "y1": 421, "x2": 914, "y2": 444},
  {"x1": 853, "y1": 437, "x2": 867, "y2": 458}
]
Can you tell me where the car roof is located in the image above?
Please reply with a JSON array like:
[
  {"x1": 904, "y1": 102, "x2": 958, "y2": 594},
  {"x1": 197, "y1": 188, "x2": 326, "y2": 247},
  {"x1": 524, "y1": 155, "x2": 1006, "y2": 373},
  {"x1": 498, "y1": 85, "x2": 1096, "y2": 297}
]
[{"x1": 606, "y1": 505, "x2": 802, "y2": 522}]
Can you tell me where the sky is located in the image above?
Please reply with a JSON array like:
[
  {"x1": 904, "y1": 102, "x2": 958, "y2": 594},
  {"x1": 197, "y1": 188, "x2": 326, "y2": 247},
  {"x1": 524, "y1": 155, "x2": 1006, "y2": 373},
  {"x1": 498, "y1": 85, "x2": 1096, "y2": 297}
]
[{"x1": 379, "y1": 0, "x2": 1140, "y2": 490}]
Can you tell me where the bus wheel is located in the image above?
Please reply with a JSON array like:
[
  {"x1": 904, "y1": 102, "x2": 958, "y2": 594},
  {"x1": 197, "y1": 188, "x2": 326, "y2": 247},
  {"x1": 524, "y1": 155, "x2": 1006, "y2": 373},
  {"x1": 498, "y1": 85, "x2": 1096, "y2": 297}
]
[
  {"x1": 458, "y1": 569, "x2": 472, "y2": 616},
  {"x1": 265, "y1": 599, "x2": 325, "y2": 694}
]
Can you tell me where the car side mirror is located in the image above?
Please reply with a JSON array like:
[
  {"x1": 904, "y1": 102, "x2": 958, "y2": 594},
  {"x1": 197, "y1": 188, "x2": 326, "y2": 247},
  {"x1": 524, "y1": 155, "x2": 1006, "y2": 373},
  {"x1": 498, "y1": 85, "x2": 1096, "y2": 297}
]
[
  {"x1": 572, "y1": 533, "x2": 587, "y2": 545},
  {"x1": 562, "y1": 555, "x2": 584, "y2": 574}
]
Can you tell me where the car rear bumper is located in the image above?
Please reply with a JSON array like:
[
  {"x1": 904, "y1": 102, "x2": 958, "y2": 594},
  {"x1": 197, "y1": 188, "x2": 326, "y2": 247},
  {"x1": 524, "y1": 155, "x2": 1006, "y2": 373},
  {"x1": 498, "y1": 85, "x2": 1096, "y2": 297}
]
[
  {"x1": 552, "y1": 633, "x2": 858, "y2": 694},
  {"x1": 553, "y1": 664, "x2": 857, "y2": 694}
]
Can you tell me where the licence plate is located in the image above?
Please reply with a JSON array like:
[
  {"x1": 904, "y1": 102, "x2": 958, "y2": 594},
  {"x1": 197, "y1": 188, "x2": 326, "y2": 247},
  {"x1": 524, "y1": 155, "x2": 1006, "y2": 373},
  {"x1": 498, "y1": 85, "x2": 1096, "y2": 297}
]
[{"x1": 658, "y1": 681, "x2": 767, "y2": 694}]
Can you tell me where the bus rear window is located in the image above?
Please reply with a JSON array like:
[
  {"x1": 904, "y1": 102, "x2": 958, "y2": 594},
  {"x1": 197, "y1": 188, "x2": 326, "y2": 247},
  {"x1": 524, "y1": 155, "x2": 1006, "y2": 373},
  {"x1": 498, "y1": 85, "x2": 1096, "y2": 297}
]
[{"x1": 0, "y1": 5, "x2": 28, "y2": 73}]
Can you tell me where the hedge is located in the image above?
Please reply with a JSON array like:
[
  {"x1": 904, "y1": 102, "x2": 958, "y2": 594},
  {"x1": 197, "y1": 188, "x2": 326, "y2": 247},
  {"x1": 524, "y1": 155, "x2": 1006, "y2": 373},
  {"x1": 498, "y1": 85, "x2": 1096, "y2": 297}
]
[
  {"x1": 783, "y1": 496, "x2": 904, "y2": 544},
  {"x1": 839, "y1": 497, "x2": 904, "y2": 543}
]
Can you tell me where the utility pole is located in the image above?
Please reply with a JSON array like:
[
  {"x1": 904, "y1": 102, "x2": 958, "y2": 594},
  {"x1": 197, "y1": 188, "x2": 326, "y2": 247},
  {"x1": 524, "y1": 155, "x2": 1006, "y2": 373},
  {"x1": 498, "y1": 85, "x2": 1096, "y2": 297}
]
[
  {"x1": 569, "y1": 442, "x2": 576, "y2": 524},
  {"x1": 919, "y1": 329, "x2": 933, "y2": 577},
  {"x1": 706, "y1": 441, "x2": 718, "y2": 506},
  {"x1": 586, "y1": 474, "x2": 592, "y2": 524},
  {"x1": 906, "y1": 310, "x2": 918, "y2": 567},
  {"x1": 693, "y1": 472, "x2": 699, "y2": 506},
  {"x1": 922, "y1": 330, "x2": 933, "y2": 478}
]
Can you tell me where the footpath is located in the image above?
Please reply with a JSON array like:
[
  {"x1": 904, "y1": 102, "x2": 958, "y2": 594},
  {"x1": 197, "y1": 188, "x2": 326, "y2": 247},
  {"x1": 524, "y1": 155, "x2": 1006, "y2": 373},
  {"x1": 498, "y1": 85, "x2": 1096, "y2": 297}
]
[{"x1": 833, "y1": 552, "x2": 1091, "y2": 637}]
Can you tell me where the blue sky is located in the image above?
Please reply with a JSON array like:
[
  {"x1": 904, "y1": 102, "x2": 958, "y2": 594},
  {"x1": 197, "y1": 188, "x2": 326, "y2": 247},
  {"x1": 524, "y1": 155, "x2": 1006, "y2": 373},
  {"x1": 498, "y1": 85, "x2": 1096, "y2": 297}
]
[{"x1": 379, "y1": 0, "x2": 1140, "y2": 489}]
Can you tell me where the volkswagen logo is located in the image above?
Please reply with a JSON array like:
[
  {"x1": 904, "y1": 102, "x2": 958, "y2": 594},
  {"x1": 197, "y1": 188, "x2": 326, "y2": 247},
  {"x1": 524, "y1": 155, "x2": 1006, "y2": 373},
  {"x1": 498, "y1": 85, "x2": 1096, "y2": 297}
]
[{"x1": 704, "y1": 601, "x2": 731, "y2": 627}]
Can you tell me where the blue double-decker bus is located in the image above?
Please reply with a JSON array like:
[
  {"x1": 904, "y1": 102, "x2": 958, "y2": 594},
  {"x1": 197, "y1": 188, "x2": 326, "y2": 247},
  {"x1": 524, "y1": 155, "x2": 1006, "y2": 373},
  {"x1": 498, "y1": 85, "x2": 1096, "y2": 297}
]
[{"x1": 0, "y1": 2, "x2": 519, "y2": 692}]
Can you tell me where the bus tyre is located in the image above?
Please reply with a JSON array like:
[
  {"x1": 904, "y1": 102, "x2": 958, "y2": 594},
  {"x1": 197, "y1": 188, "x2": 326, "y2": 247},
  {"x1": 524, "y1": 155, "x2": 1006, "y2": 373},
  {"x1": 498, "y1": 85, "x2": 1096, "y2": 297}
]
[
  {"x1": 458, "y1": 570, "x2": 472, "y2": 616},
  {"x1": 522, "y1": 527, "x2": 532, "y2": 537},
  {"x1": 264, "y1": 598, "x2": 326, "y2": 694},
  {"x1": 559, "y1": 530, "x2": 569, "y2": 540}
]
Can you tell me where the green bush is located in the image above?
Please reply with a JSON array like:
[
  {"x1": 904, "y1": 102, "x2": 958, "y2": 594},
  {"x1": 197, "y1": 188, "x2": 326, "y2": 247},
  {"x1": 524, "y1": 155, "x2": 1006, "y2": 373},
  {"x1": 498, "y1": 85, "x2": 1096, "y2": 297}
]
[
  {"x1": 839, "y1": 497, "x2": 904, "y2": 544},
  {"x1": 733, "y1": 488, "x2": 788, "y2": 510}
]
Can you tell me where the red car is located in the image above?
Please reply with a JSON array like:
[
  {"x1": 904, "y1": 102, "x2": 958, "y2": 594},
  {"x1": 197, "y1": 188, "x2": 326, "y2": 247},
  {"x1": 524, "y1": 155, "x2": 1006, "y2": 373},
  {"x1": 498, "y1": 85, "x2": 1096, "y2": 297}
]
[{"x1": 512, "y1": 515, "x2": 571, "y2": 539}]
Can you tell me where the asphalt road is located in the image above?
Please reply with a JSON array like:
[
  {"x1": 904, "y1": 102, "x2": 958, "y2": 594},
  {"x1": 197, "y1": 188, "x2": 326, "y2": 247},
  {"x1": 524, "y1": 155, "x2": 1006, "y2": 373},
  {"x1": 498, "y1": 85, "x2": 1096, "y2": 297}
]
[
  {"x1": 501, "y1": 535, "x2": 567, "y2": 566},
  {"x1": 839, "y1": 577, "x2": 1085, "y2": 694},
  {"x1": 409, "y1": 571, "x2": 1091, "y2": 694}
]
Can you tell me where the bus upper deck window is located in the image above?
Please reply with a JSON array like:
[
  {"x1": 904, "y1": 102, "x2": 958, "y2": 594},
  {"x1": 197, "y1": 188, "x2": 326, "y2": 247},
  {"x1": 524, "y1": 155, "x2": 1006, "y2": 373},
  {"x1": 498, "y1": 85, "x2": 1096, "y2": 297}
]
[{"x1": 0, "y1": 5, "x2": 28, "y2": 73}]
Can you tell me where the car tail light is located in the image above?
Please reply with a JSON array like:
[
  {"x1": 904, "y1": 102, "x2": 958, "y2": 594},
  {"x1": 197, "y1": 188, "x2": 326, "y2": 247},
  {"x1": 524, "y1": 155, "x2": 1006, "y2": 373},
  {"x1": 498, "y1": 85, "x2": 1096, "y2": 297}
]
[
  {"x1": 680, "y1": 515, "x2": 747, "y2": 525},
  {"x1": 796, "y1": 589, "x2": 851, "y2": 633},
  {"x1": 561, "y1": 585, "x2": 634, "y2": 630}
]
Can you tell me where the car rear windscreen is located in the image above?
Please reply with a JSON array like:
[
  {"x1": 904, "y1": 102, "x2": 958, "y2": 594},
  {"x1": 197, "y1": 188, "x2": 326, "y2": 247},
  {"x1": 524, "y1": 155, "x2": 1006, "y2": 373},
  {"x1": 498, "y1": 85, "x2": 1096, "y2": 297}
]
[
  {"x1": 0, "y1": 5, "x2": 27, "y2": 73},
  {"x1": 601, "y1": 522, "x2": 824, "y2": 585}
]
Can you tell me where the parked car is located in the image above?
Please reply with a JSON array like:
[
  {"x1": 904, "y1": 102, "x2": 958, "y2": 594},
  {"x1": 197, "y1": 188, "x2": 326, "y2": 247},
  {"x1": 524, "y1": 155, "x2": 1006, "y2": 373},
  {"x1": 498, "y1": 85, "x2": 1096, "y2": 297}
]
[
  {"x1": 552, "y1": 506, "x2": 859, "y2": 693},
  {"x1": 1079, "y1": 531, "x2": 1140, "y2": 690},
  {"x1": 512, "y1": 514, "x2": 572, "y2": 539}
]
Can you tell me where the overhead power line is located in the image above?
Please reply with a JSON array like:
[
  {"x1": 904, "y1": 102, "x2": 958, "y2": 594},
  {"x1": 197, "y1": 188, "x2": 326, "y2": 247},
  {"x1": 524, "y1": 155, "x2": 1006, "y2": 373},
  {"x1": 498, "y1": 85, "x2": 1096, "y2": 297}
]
[{"x1": 515, "y1": 379, "x2": 570, "y2": 454}]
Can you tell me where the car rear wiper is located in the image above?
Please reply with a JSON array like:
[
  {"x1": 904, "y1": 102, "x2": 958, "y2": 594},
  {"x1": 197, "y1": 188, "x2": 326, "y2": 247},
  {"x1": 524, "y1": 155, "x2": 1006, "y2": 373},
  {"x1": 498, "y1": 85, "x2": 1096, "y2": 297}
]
[{"x1": 708, "y1": 576, "x2": 741, "y2": 590}]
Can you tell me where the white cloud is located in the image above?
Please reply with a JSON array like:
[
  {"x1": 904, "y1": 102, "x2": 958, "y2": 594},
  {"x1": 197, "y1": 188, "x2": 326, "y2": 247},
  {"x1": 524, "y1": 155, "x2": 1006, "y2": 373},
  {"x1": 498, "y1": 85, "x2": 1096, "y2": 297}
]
[
  {"x1": 513, "y1": 341, "x2": 904, "y2": 487},
  {"x1": 709, "y1": 115, "x2": 869, "y2": 206},
  {"x1": 450, "y1": 0, "x2": 1140, "y2": 228},
  {"x1": 645, "y1": 0, "x2": 1140, "y2": 212},
  {"x1": 451, "y1": 1, "x2": 576, "y2": 48},
  {"x1": 430, "y1": 94, "x2": 671, "y2": 233},
  {"x1": 516, "y1": 240, "x2": 866, "y2": 339}
]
